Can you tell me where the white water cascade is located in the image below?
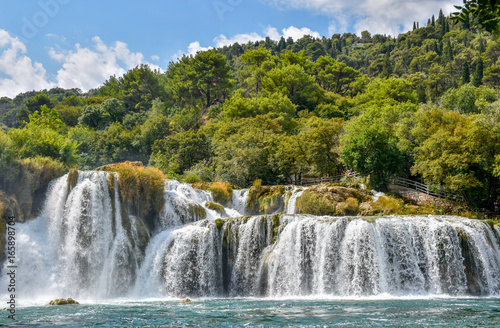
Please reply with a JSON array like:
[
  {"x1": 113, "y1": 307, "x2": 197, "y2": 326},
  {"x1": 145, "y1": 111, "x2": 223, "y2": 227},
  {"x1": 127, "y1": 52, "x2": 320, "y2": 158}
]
[
  {"x1": 3, "y1": 172, "x2": 500, "y2": 302},
  {"x1": 10, "y1": 171, "x2": 150, "y2": 302}
]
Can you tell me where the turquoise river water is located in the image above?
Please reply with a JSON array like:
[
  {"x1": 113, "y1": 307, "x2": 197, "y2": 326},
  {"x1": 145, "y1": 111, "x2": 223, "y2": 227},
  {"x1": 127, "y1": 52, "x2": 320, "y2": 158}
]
[{"x1": 1, "y1": 298, "x2": 500, "y2": 327}]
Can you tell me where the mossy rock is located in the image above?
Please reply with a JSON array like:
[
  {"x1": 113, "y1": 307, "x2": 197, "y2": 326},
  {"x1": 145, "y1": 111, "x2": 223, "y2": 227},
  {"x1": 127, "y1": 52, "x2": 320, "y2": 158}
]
[
  {"x1": 47, "y1": 298, "x2": 79, "y2": 305},
  {"x1": 296, "y1": 192, "x2": 336, "y2": 216},
  {"x1": 247, "y1": 185, "x2": 285, "y2": 215},
  {"x1": 192, "y1": 182, "x2": 234, "y2": 206},
  {"x1": 206, "y1": 201, "x2": 227, "y2": 217},
  {"x1": 336, "y1": 197, "x2": 360, "y2": 216},
  {"x1": 214, "y1": 218, "x2": 225, "y2": 230},
  {"x1": 98, "y1": 161, "x2": 166, "y2": 218},
  {"x1": 180, "y1": 298, "x2": 192, "y2": 303},
  {"x1": 7, "y1": 157, "x2": 68, "y2": 221}
]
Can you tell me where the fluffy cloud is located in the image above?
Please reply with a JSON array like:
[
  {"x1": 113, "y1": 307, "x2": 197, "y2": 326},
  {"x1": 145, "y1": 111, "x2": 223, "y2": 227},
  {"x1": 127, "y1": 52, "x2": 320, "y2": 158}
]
[
  {"x1": 172, "y1": 41, "x2": 213, "y2": 60},
  {"x1": 265, "y1": 26, "x2": 321, "y2": 41},
  {"x1": 265, "y1": 0, "x2": 455, "y2": 36},
  {"x1": 0, "y1": 30, "x2": 161, "y2": 97},
  {"x1": 214, "y1": 32, "x2": 263, "y2": 48},
  {"x1": 49, "y1": 36, "x2": 160, "y2": 91},
  {"x1": 177, "y1": 25, "x2": 322, "y2": 59},
  {"x1": 0, "y1": 29, "x2": 54, "y2": 98}
]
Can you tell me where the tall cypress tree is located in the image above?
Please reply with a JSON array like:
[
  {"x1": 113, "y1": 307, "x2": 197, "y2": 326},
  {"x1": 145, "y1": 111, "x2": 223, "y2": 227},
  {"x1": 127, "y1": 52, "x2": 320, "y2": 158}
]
[
  {"x1": 473, "y1": 58, "x2": 484, "y2": 86},
  {"x1": 432, "y1": 15, "x2": 436, "y2": 27},
  {"x1": 382, "y1": 51, "x2": 393, "y2": 78},
  {"x1": 462, "y1": 61, "x2": 471, "y2": 84}
]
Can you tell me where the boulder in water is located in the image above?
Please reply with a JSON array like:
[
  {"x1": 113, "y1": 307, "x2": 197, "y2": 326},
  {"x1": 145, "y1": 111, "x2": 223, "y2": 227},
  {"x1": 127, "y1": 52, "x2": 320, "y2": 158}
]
[
  {"x1": 47, "y1": 298, "x2": 79, "y2": 305},
  {"x1": 180, "y1": 298, "x2": 192, "y2": 303}
]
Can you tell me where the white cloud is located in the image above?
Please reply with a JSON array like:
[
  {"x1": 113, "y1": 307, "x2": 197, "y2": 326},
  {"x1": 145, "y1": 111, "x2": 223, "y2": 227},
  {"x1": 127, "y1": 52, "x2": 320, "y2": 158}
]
[
  {"x1": 49, "y1": 36, "x2": 160, "y2": 91},
  {"x1": 265, "y1": 0, "x2": 455, "y2": 36},
  {"x1": 214, "y1": 32, "x2": 264, "y2": 48},
  {"x1": 174, "y1": 25, "x2": 322, "y2": 62},
  {"x1": 281, "y1": 26, "x2": 321, "y2": 40},
  {"x1": 172, "y1": 41, "x2": 213, "y2": 61},
  {"x1": 0, "y1": 29, "x2": 54, "y2": 98},
  {"x1": 151, "y1": 55, "x2": 160, "y2": 62}
]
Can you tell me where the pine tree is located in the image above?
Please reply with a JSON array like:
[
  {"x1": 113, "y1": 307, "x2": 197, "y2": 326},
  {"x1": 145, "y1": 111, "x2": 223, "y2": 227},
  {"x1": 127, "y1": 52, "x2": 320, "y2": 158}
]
[
  {"x1": 278, "y1": 37, "x2": 286, "y2": 52},
  {"x1": 413, "y1": 22, "x2": 417, "y2": 30},
  {"x1": 417, "y1": 84, "x2": 427, "y2": 103},
  {"x1": 428, "y1": 18, "x2": 432, "y2": 26},
  {"x1": 463, "y1": 14, "x2": 471, "y2": 30},
  {"x1": 382, "y1": 51, "x2": 393, "y2": 78},
  {"x1": 478, "y1": 38, "x2": 486, "y2": 54},
  {"x1": 473, "y1": 58, "x2": 484, "y2": 86},
  {"x1": 462, "y1": 61, "x2": 470, "y2": 84},
  {"x1": 432, "y1": 15, "x2": 436, "y2": 27}
]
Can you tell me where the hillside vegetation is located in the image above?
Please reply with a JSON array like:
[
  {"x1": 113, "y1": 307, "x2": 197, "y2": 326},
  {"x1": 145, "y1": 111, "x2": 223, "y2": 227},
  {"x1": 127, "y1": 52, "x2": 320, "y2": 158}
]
[{"x1": 0, "y1": 10, "x2": 499, "y2": 210}]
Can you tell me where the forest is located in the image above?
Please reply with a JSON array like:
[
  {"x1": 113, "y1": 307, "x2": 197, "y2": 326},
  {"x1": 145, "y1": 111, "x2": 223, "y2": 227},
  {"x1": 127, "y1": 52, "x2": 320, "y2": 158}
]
[{"x1": 0, "y1": 10, "x2": 499, "y2": 210}]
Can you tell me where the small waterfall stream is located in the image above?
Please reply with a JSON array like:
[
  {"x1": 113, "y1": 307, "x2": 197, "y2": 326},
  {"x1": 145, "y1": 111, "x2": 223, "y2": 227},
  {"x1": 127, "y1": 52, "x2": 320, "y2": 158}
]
[{"x1": 4, "y1": 172, "x2": 500, "y2": 302}]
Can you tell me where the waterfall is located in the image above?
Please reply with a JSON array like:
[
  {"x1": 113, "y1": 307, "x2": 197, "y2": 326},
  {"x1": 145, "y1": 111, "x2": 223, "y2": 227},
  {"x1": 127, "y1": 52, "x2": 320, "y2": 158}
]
[
  {"x1": 4, "y1": 173, "x2": 500, "y2": 301},
  {"x1": 8, "y1": 171, "x2": 149, "y2": 302},
  {"x1": 285, "y1": 186, "x2": 307, "y2": 214},
  {"x1": 133, "y1": 215, "x2": 500, "y2": 298}
]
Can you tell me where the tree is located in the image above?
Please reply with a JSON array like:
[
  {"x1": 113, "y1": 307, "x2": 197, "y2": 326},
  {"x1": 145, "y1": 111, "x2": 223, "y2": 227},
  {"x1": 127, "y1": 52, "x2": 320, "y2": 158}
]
[
  {"x1": 9, "y1": 106, "x2": 79, "y2": 165},
  {"x1": 472, "y1": 57, "x2": 484, "y2": 86},
  {"x1": 78, "y1": 105, "x2": 109, "y2": 129},
  {"x1": 192, "y1": 50, "x2": 234, "y2": 107},
  {"x1": 462, "y1": 61, "x2": 471, "y2": 84},
  {"x1": 452, "y1": 0, "x2": 500, "y2": 37},
  {"x1": 402, "y1": 107, "x2": 499, "y2": 206},
  {"x1": 483, "y1": 65, "x2": 500, "y2": 86},
  {"x1": 341, "y1": 104, "x2": 410, "y2": 189},
  {"x1": 151, "y1": 130, "x2": 212, "y2": 174},
  {"x1": 17, "y1": 93, "x2": 54, "y2": 126},
  {"x1": 262, "y1": 64, "x2": 320, "y2": 110},
  {"x1": 238, "y1": 48, "x2": 276, "y2": 96},
  {"x1": 306, "y1": 41, "x2": 327, "y2": 62},
  {"x1": 315, "y1": 56, "x2": 361, "y2": 95},
  {"x1": 381, "y1": 52, "x2": 393, "y2": 78}
]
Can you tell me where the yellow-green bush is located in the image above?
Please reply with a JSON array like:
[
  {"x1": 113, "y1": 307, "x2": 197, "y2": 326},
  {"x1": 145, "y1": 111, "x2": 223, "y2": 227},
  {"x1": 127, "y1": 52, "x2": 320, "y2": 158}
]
[
  {"x1": 337, "y1": 197, "x2": 360, "y2": 215},
  {"x1": 98, "y1": 161, "x2": 165, "y2": 216},
  {"x1": 193, "y1": 182, "x2": 234, "y2": 206},
  {"x1": 296, "y1": 192, "x2": 335, "y2": 216}
]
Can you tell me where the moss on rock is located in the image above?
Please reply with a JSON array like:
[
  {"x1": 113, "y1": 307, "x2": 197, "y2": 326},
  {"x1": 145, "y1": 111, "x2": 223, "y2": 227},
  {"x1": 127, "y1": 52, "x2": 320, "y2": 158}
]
[
  {"x1": 193, "y1": 182, "x2": 234, "y2": 206},
  {"x1": 47, "y1": 298, "x2": 79, "y2": 305},
  {"x1": 247, "y1": 185, "x2": 285, "y2": 215},
  {"x1": 206, "y1": 201, "x2": 227, "y2": 217},
  {"x1": 98, "y1": 161, "x2": 166, "y2": 218}
]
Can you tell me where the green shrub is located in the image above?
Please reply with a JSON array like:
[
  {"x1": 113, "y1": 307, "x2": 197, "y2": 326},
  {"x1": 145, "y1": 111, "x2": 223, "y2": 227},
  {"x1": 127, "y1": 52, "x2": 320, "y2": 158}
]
[
  {"x1": 253, "y1": 179, "x2": 262, "y2": 188},
  {"x1": 183, "y1": 172, "x2": 202, "y2": 184},
  {"x1": 337, "y1": 197, "x2": 359, "y2": 215},
  {"x1": 98, "y1": 161, "x2": 166, "y2": 216},
  {"x1": 296, "y1": 192, "x2": 335, "y2": 216}
]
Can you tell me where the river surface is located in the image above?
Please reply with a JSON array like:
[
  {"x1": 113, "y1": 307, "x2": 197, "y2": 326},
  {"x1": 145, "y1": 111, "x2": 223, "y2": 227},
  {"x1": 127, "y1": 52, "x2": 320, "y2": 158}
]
[{"x1": 2, "y1": 297, "x2": 500, "y2": 327}]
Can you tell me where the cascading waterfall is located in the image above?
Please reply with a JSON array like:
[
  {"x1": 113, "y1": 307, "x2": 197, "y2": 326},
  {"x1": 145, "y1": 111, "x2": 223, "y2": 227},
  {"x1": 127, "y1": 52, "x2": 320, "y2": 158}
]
[
  {"x1": 285, "y1": 186, "x2": 307, "y2": 214},
  {"x1": 4, "y1": 172, "x2": 500, "y2": 302},
  {"x1": 135, "y1": 215, "x2": 500, "y2": 298},
  {"x1": 7, "y1": 171, "x2": 149, "y2": 301}
]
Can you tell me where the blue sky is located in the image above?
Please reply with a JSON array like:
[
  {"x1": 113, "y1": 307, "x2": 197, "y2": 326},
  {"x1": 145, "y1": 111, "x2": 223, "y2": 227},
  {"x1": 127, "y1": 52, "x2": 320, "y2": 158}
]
[{"x1": 0, "y1": 0, "x2": 457, "y2": 98}]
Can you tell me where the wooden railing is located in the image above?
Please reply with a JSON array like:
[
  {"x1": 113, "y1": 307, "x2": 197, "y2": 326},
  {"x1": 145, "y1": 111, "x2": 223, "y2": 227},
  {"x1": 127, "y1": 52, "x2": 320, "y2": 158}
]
[
  {"x1": 294, "y1": 173, "x2": 362, "y2": 186},
  {"x1": 390, "y1": 177, "x2": 464, "y2": 202}
]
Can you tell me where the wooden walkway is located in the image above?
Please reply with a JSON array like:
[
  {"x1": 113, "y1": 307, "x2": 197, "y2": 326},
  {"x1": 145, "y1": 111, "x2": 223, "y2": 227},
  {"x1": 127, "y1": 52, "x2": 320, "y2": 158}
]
[
  {"x1": 390, "y1": 177, "x2": 464, "y2": 202},
  {"x1": 294, "y1": 173, "x2": 465, "y2": 203}
]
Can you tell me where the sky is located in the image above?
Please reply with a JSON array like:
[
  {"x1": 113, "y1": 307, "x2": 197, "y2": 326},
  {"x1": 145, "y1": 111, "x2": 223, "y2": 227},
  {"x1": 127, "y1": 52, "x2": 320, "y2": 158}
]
[{"x1": 0, "y1": 0, "x2": 458, "y2": 98}]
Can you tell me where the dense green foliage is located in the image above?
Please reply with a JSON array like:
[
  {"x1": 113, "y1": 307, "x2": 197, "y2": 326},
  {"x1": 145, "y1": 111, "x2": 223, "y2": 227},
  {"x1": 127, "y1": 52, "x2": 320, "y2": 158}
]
[{"x1": 0, "y1": 10, "x2": 499, "y2": 210}]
